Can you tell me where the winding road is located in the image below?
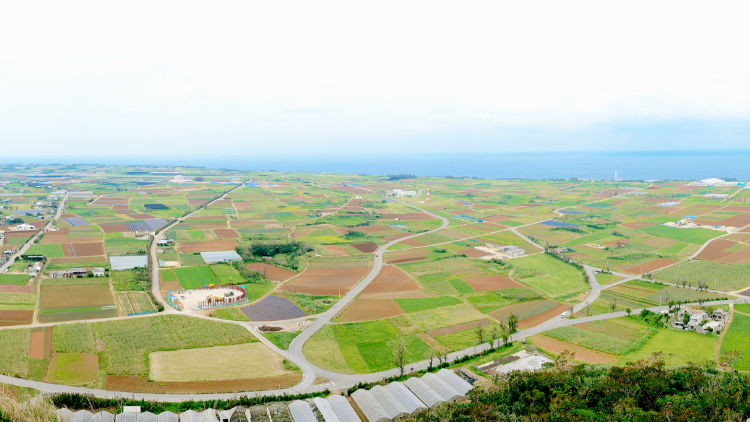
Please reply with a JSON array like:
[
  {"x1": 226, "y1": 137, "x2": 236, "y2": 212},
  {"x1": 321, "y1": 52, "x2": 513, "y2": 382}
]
[{"x1": 1, "y1": 184, "x2": 748, "y2": 402}]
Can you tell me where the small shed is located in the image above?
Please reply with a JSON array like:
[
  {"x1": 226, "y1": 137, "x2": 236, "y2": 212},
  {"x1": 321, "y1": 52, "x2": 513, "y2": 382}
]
[{"x1": 93, "y1": 267, "x2": 106, "y2": 277}]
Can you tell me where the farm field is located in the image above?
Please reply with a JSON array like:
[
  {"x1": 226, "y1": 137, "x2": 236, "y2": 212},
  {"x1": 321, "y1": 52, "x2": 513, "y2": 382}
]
[
  {"x1": 719, "y1": 312, "x2": 750, "y2": 370},
  {"x1": 652, "y1": 259, "x2": 750, "y2": 292},
  {"x1": 175, "y1": 266, "x2": 218, "y2": 289},
  {"x1": 510, "y1": 254, "x2": 588, "y2": 298}
]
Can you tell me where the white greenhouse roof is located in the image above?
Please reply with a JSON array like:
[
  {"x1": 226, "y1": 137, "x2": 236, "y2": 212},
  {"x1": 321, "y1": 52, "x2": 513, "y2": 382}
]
[
  {"x1": 422, "y1": 373, "x2": 463, "y2": 402},
  {"x1": 435, "y1": 369, "x2": 474, "y2": 395},
  {"x1": 327, "y1": 394, "x2": 362, "y2": 422},
  {"x1": 351, "y1": 390, "x2": 389, "y2": 422},
  {"x1": 384, "y1": 382, "x2": 427, "y2": 415},
  {"x1": 200, "y1": 250, "x2": 242, "y2": 264},
  {"x1": 369, "y1": 385, "x2": 409, "y2": 420},
  {"x1": 110, "y1": 255, "x2": 148, "y2": 271},
  {"x1": 403, "y1": 377, "x2": 444, "y2": 408},
  {"x1": 312, "y1": 397, "x2": 341, "y2": 422},
  {"x1": 156, "y1": 412, "x2": 178, "y2": 422},
  {"x1": 289, "y1": 401, "x2": 317, "y2": 422}
]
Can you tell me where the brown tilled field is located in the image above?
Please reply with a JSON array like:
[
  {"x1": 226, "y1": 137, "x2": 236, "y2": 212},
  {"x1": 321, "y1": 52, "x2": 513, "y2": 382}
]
[
  {"x1": 62, "y1": 242, "x2": 105, "y2": 257},
  {"x1": 0, "y1": 310, "x2": 33, "y2": 326},
  {"x1": 246, "y1": 263, "x2": 297, "y2": 282},
  {"x1": 0, "y1": 284, "x2": 34, "y2": 294},
  {"x1": 399, "y1": 238, "x2": 428, "y2": 247},
  {"x1": 623, "y1": 258, "x2": 678, "y2": 274},
  {"x1": 530, "y1": 334, "x2": 616, "y2": 364},
  {"x1": 160, "y1": 281, "x2": 182, "y2": 292},
  {"x1": 459, "y1": 248, "x2": 491, "y2": 258},
  {"x1": 355, "y1": 225, "x2": 392, "y2": 233},
  {"x1": 517, "y1": 303, "x2": 569, "y2": 328},
  {"x1": 716, "y1": 245, "x2": 750, "y2": 265},
  {"x1": 350, "y1": 243, "x2": 378, "y2": 253},
  {"x1": 385, "y1": 249, "x2": 429, "y2": 263},
  {"x1": 40, "y1": 235, "x2": 68, "y2": 244},
  {"x1": 621, "y1": 222, "x2": 653, "y2": 229},
  {"x1": 383, "y1": 233, "x2": 413, "y2": 242},
  {"x1": 99, "y1": 224, "x2": 129, "y2": 233},
  {"x1": 489, "y1": 301, "x2": 567, "y2": 329},
  {"x1": 40, "y1": 284, "x2": 114, "y2": 310},
  {"x1": 339, "y1": 299, "x2": 404, "y2": 322},
  {"x1": 322, "y1": 245, "x2": 350, "y2": 256},
  {"x1": 213, "y1": 229, "x2": 239, "y2": 239},
  {"x1": 175, "y1": 240, "x2": 238, "y2": 252},
  {"x1": 464, "y1": 275, "x2": 524, "y2": 292},
  {"x1": 696, "y1": 239, "x2": 737, "y2": 261},
  {"x1": 281, "y1": 266, "x2": 370, "y2": 295},
  {"x1": 362, "y1": 265, "x2": 419, "y2": 295},
  {"x1": 29, "y1": 327, "x2": 52, "y2": 359}
]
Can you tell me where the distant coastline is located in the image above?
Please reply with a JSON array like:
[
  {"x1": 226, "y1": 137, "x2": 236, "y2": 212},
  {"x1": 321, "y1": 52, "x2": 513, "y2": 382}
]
[{"x1": 3, "y1": 150, "x2": 750, "y2": 181}]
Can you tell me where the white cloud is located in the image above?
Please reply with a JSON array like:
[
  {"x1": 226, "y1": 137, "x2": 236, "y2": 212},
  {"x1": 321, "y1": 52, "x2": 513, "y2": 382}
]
[{"x1": 1, "y1": 0, "x2": 750, "y2": 157}]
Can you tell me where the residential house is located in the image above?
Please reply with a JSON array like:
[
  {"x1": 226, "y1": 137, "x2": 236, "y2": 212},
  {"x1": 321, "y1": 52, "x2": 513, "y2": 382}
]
[{"x1": 92, "y1": 268, "x2": 106, "y2": 277}]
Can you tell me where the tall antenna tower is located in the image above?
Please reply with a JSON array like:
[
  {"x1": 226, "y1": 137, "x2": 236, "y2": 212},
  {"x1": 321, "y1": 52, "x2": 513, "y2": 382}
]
[
  {"x1": 426, "y1": 186, "x2": 430, "y2": 202},
  {"x1": 615, "y1": 170, "x2": 618, "y2": 182}
]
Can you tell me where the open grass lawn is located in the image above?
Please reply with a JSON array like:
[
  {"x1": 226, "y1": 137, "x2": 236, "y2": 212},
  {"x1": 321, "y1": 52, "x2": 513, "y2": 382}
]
[
  {"x1": 0, "y1": 274, "x2": 29, "y2": 285},
  {"x1": 720, "y1": 312, "x2": 750, "y2": 370},
  {"x1": 52, "y1": 323, "x2": 96, "y2": 353},
  {"x1": 619, "y1": 329, "x2": 716, "y2": 367},
  {"x1": 46, "y1": 353, "x2": 99, "y2": 386},
  {"x1": 395, "y1": 296, "x2": 463, "y2": 313},
  {"x1": 175, "y1": 266, "x2": 218, "y2": 289},
  {"x1": 26, "y1": 243, "x2": 64, "y2": 258},
  {"x1": 149, "y1": 343, "x2": 297, "y2": 382},
  {"x1": 639, "y1": 225, "x2": 722, "y2": 245},
  {"x1": 209, "y1": 263, "x2": 243, "y2": 285},
  {"x1": 511, "y1": 254, "x2": 588, "y2": 298},
  {"x1": 0, "y1": 328, "x2": 30, "y2": 377},
  {"x1": 652, "y1": 259, "x2": 750, "y2": 292},
  {"x1": 263, "y1": 331, "x2": 301, "y2": 350},
  {"x1": 95, "y1": 315, "x2": 256, "y2": 375}
]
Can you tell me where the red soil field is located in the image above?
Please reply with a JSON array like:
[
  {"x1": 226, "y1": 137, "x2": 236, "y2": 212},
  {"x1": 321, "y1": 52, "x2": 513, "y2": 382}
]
[
  {"x1": 339, "y1": 299, "x2": 404, "y2": 322},
  {"x1": 234, "y1": 203, "x2": 254, "y2": 210},
  {"x1": 4, "y1": 230, "x2": 38, "y2": 237},
  {"x1": 621, "y1": 222, "x2": 652, "y2": 229},
  {"x1": 62, "y1": 242, "x2": 105, "y2": 257},
  {"x1": 29, "y1": 327, "x2": 52, "y2": 359},
  {"x1": 696, "y1": 239, "x2": 736, "y2": 261},
  {"x1": 623, "y1": 258, "x2": 678, "y2": 274},
  {"x1": 185, "y1": 223, "x2": 231, "y2": 230},
  {"x1": 388, "y1": 257, "x2": 428, "y2": 264},
  {"x1": 489, "y1": 301, "x2": 567, "y2": 329},
  {"x1": 448, "y1": 209, "x2": 477, "y2": 215},
  {"x1": 281, "y1": 266, "x2": 369, "y2": 295},
  {"x1": 355, "y1": 225, "x2": 392, "y2": 233},
  {"x1": 383, "y1": 233, "x2": 413, "y2": 242},
  {"x1": 0, "y1": 310, "x2": 33, "y2": 326},
  {"x1": 517, "y1": 303, "x2": 569, "y2": 328},
  {"x1": 112, "y1": 205, "x2": 129, "y2": 210},
  {"x1": 531, "y1": 335, "x2": 616, "y2": 364},
  {"x1": 343, "y1": 206, "x2": 366, "y2": 212},
  {"x1": 49, "y1": 256, "x2": 107, "y2": 265},
  {"x1": 322, "y1": 245, "x2": 350, "y2": 256},
  {"x1": 473, "y1": 205, "x2": 497, "y2": 210},
  {"x1": 105, "y1": 374, "x2": 301, "y2": 394},
  {"x1": 716, "y1": 245, "x2": 750, "y2": 265},
  {"x1": 0, "y1": 285, "x2": 34, "y2": 294},
  {"x1": 379, "y1": 213, "x2": 434, "y2": 221},
  {"x1": 464, "y1": 275, "x2": 524, "y2": 292},
  {"x1": 160, "y1": 281, "x2": 182, "y2": 292},
  {"x1": 175, "y1": 240, "x2": 238, "y2": 252},
  {"x1": 350, "y1": 243, "x2": 378, "y2": 253},
  {"x1": 246, "y1": 263, "x2": 297, "y2": 282},
  {"x1": 459, "y1": 248, "x2": 491, "y2": 258},
  {"x1": 100, "y1": 224, "x2": 129, "y2": 233},
  {"x1": 399, "y1": 238, "x2": 428, "y2": 247},
  {"x1": 49, "y1": 227, "x2": 70, "y2": 235},
  {"x1": 40, "y1": 235, "x2": 68, "y2": 244},
  {"x1": 41, "y1": 284, "x2": 114, "y2": 310},
  {"x1": 717, "y1": 212, "x2": 750, "y2": 228},
  {"x1": 385, "y1": 249, "x2": 429, "y2": 263},
  {"x1": 362, "y1": 265, "x2": 419, "y2": 295},
  {"x1": 213, "y1": 229, "x2": 239, "y2": 239}
]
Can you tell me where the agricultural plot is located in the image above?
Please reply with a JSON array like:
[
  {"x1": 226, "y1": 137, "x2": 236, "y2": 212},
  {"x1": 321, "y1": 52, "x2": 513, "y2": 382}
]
[
  {"x1": 545, "y1": 318, "x2": 654, "y2": 355},
  {"x1": 39, "y1": 283, "x2": 116, "y2": 323},
  {"x1": 720, "y1": 312, "x2": 750, "y2": 370},
  {"x1": 0, "y1": 328, "x2": 31, "y2": 377},
  {"x1": 0, "y1": 291, "x2": 36, "y2": 311},
  {"x1": 209, "y1": 263, "x2": 243, "y2": 285},
  {"x1": 280, "y1": 263, "x2": 370, "y2": 295},
  {"x1": 510, "y1": 254, "x2": 588, "y2": 298},
  {"x1": 174, "y1": 266, "x2": 218, "y2": 289},
  {"x1": 490, "y1": 300, "x2": 567, "y2": 328},
  {"x1": 26, "y1": 243, "x2": 64, "y2": 258},
  {"x1": 652, "y1": 259, "x2": 750, "y2": 292},
  {"x1": 0, "y1": 274, "x2": 29, "y2": 285},
  {"x1": 240, "y1": 295, "x2": 307, "y2": 321},
  {"x1": 618, "y1": 329, "x2": 716, "y2": 367},
  {"x1": 46, "y1": 353, "x2": 99, "y2": 386},
  {"x1": 638, "y1": 225, "x2": 722, "y2": 245}
]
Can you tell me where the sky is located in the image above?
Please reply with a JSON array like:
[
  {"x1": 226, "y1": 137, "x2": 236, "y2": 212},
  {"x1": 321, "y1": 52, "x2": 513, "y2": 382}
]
[{"x1": 2, "y1": 1, "x2": 750, "y2": 161}]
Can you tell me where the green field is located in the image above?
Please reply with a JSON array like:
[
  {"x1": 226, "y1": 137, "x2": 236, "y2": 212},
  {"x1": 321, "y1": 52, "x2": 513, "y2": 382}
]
[
  {"x1": 175, "y1": 266, "x2": 218, "y2": 289},
  {"x1": 546, "y1": 318, "x2": 654, "y2": 355},
  {"x1": 720, "y1": 312, "x2": 750, "y2": 370},
  {"x1": 0, "y1": 274, "x2": 29, "y2": 285},
  {"x1": 395, "y1": 296, "x2": 463, "y2": 313},
  {"x1": 105, "y1": 238, "x2": 146, "y2": 255},
  {"x1": 0, "y1": 328, "x2": 30, "y2": 377},
  {"x1": 0, "y1": 292, "x2": 36, "y2": 310},
  {"x1": 159, "y1": 269, "x2": 178, "y2": 282},
  {"x1": 638, "y1": 225, "x2": 722, "y2": 245},
  {"x1": 619, "y1": 329, "x2": 716, "y2": 367},
  {"x1": 511, "y1": 254, "x2": 588, "y2": 298},
  {"x1": 594, "y1": 272, "x2": 623, "y2": 285},
  {"x1": 466, "y1": 292, "x2": 517, "y2": 313},
  {"x1": 209, "y1": 264, "x2": 243, "y2": 285},
  {"x1": 180, "y1": 253, "x2": 205, "y2": 266},
  {"x1": 263, "y1": 331, "x2": 301, "y2": 350},
  {"x1": 26, "y1": 243, "x2": 64, "y2": 258},
  {"x1": 52, "y1": 323, "x2": 96, "y2": 353},
  {"x1": 652, "y1": 259, "x2": 750, "y2": 292}
]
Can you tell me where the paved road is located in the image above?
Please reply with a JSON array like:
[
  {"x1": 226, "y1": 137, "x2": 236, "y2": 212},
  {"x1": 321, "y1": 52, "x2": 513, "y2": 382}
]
[
  {"x1": 0, "y1": 192, "x2": 69, "y2": 274},
  {"x1": 149, "y1": 182, "x2": 247, "y2": 311}
]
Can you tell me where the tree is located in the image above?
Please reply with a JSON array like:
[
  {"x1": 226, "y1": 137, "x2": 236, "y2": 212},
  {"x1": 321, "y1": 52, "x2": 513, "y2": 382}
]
[
  {"x1": 490, "y1": 325, "x2": 499, "y2": 349},
  {"x1": 475, "y1": 324, "x2": 486, "y2": 350},
  {"x1": 626, "y1": 307, "x2": 631, "y2": 316},
  {"x1": 608, "y1": 297, "x2": 618, "y2": 313},
  {"x1": 554, "y1": 349, "x2": 576, "y2": 370},
  {"x1": 507, "y1": 313, "x2": 519, "y2": 333},
  {"x1": 721, "y1": 350, "x2": 743, "y2": 380},
  {"x1": 391, "y1": 339, "x2": 407, "y2": 377},
  {"x1": 428, "y1": 350, "x2": 435, "y2": 369},
  {"x1": 498, "y1": 321, "x2": 510, "y2": 345}
]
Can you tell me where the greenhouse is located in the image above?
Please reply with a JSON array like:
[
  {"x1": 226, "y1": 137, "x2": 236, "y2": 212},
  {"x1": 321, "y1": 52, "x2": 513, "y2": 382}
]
[
  {"x1": 435, "y1": 369, "x2": 473, "y2": 395},
  {"x1": 384, "y1": 382, "x2": 428, "y2": 415},
  {"x1": 136, "y1": 412, "x2": 157, "y2": 422},
  {"x1": 178, "y1": 410, "x2": 201, "y2": 422},
  {"x1": 327, "y1": 394, "x2": 362, "y2": 422},
  {"x1": 351, "y1": 389, "x2": 389, "y2": 422},
  {"x1": 289, "y1": 401, "x2": 317, "y2": 422},
  {"x1": 421, "y1": 373, "x2": 463, "y2": 402},
  {"x1": 311, "y1": 397, "x2": 340, "y2": 422},
  {"x1": 369, "y1": 386, "x2": 409, "y2": 420},
  {"x1": 115, "y1": 412, "x2": 138, "y2": 422},
  {"x1": 157, "y1": 412, "x2": 179, "y2": 422},
  {"x1": 403, "y1": 377, "x2": 444, "y2": 408}
]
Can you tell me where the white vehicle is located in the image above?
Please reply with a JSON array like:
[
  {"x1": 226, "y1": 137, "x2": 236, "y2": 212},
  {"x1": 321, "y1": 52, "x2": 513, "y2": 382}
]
[{"x1": 560, "y1": 312, "x2": 567, "y2": 318}]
